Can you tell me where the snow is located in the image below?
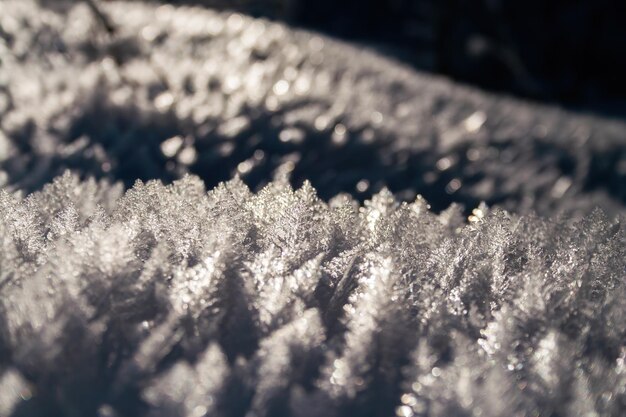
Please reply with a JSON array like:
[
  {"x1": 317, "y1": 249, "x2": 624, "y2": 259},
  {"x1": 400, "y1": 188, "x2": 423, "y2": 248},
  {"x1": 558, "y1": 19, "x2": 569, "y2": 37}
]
[
  {"x1": 0, "y1": 1, "x2": 624, "y2": 416},
  {"x1": 0, "y1": 173, "x2": 624, "y2": 416},
  {"x1": 1, "y1": 0, "x2": 625, "y2": 217}
]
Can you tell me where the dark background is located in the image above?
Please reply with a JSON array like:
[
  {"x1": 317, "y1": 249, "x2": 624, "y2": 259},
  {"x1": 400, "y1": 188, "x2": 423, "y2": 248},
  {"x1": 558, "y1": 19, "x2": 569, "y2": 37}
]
[{"x1": 151, "y1": 0, "x2": 626, "y2": 118}]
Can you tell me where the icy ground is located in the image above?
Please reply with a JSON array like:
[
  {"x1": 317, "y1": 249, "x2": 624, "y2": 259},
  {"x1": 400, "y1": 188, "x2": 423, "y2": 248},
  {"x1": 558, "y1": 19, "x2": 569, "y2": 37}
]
[
  {"x1": 0, "y1": 2, "x2": 625, "y2": 417},
  {"x1": 1, "y1": 1, "x2": 625, "y2": 216}
]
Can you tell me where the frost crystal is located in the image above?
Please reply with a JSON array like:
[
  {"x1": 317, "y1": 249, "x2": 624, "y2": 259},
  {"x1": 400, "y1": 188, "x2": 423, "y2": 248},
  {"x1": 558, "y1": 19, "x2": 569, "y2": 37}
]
[
  {"x1": 0, "y1": 2, "x2": 625, "y2": 416},
  {"x1": 0, "y1": 173, "x2": 623, "y2": 416}
]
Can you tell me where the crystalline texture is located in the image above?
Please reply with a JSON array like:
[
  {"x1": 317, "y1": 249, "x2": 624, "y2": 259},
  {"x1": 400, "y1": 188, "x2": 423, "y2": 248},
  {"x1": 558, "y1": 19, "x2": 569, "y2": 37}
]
[{"x1": 0, "y1": 172, "x2": 623, "y2": 416}]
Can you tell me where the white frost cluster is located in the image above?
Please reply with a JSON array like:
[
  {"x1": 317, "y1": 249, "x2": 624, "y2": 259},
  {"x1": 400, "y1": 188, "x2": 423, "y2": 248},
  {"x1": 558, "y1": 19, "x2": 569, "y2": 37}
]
[{"x1": 0, "y1": 172, "x2": 624, "y2": 416}]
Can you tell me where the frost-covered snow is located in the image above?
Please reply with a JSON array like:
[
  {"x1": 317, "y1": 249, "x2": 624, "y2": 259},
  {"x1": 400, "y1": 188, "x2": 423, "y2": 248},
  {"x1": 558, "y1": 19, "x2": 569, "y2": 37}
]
[
  {"x1": 1, "y1": 1, "x2": 625, "y2": 416},
  {"x1": 0, "y1": 173, "x2": 624, "y2": 416},
  {"x1": 1, "y1": 0, "x2": 625, "y2": 217}
]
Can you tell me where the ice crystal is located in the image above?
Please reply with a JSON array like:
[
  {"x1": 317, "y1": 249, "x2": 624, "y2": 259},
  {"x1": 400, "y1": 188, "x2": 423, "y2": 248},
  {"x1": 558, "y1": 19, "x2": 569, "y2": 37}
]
[
  {"x1": 143, "y1": 343, "x2": 229, "y2": 417},
  {"x1": 0, "y1": 172, "x2": 623, "y2": 416}
]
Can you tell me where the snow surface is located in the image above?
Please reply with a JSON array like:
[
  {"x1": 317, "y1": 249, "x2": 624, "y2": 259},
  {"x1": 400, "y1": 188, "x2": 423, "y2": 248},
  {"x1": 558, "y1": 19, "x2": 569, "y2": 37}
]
[
  {"x1": 0, "y1": 2, "x2": 625, "y2": 417},
  {"x1": 0, "y1": 173, "x2": 624, "y2": 417},
  {"x1": 1, "y1": 1, "x2": 625, "y2": 217}
]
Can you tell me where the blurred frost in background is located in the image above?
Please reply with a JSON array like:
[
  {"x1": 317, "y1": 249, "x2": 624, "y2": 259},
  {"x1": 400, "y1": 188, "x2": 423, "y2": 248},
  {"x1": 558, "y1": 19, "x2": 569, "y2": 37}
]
[
  {"x1": 2, "y1": 0, "x2": 626, "y2": 217},
  {"x1": 41, "y1": 0, "x2": 626, "y2": 109}
]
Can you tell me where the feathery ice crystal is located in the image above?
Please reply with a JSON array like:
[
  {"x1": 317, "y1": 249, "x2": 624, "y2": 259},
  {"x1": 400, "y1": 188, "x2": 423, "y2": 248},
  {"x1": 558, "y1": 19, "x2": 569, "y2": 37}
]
[{"x1": 0, "y1": 172, "x2": 624, "y2": 417}]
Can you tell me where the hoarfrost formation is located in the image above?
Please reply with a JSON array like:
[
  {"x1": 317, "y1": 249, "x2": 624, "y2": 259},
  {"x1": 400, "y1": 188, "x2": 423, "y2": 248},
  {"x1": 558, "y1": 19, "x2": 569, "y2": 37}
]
[
  {"x1": 0, "y1": 1, "x2": 625, "y2": 416},
  {"x1": 0, "y1": 174, "x2": 624, "y2": 416}
]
